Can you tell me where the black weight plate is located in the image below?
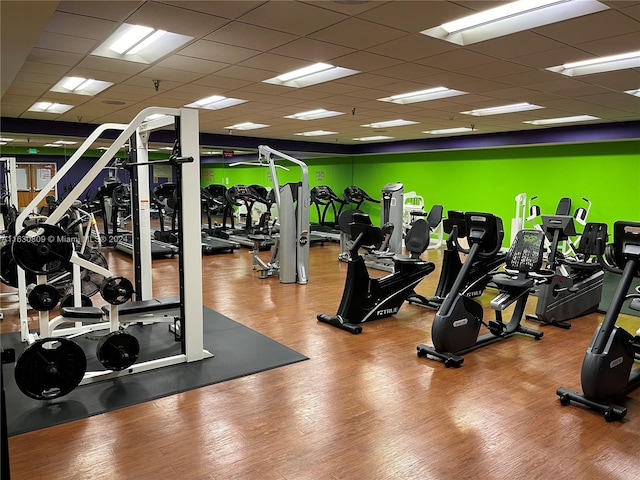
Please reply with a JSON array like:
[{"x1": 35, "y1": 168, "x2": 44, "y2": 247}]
[
  {"x1": 28, "y1": 283, "x2": 61, "y2": 311},
  {"x1": 100, "y1": 275, "x2": 134, "y2": 305},
  {"x1": 14, "y1": 337, "x2": 87, "y2": 400},
  {"x1": 12, "y1": 224, "x2": 74, "y2": 275},
  {"x1": 96, "y1": 331, "x2": 139, "y2": 371},
  {"x1": 60, "y1": 293, "x2": 93, "y2": 308},
  {"x1": 0, "y1": 244, "x2": 37, "y2": 287}
]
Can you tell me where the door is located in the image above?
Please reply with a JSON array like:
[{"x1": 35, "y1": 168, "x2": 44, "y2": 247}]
[{"x1": 16, "y1": 163, "x2": 57, "y2": 209}]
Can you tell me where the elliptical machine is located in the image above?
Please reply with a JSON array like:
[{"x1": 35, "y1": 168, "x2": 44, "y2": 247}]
[
  {"x1": 417, "y1": 212, "x2": 550, "y2": 367},
  {"x1": 317, "y1": 211, "x2": 436, "y2": 334},
  {"x1": 557, "y1": 221, "x2": 640, "y2": 421},
  {"x1": 407, "y1": 210, "x2": 506, "y2": 310}
]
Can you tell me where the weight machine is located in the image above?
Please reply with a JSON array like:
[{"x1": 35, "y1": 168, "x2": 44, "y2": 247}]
[
  {"x1": 235, "y1": 146, "x2": 310, "y2": 284},
  {"x1": 10, "y1": 107, "x2": 212, "y2": 400}
]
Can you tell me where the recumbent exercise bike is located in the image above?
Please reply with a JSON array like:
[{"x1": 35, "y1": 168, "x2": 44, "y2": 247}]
[{"x1": 417, "y1": 212, "x2": 552, "y2": 367}]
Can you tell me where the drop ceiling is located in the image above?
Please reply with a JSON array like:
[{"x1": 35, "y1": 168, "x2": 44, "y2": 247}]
[{"x1": 1, "y1": 0, "x2": 639, "y2": 155}]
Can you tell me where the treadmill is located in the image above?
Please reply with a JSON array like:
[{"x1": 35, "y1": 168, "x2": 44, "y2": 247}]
[
  {"x1": 220, "y1": 184, "x2": 274, "y2": 250},
  {"x1": 152, "y1": 182, "x2": 241, "y2": 254},
  {"x1": 310, "y1": 185, "x2": 347, "y2": 243}
]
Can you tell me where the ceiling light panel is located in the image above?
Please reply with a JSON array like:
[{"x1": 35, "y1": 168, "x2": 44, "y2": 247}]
[
  {"x1": 263, "y1": 63, "x2": 360, "y2": 88},
  {"x1": 294, "y1": 130, "x2": 338, "y2": 136},
  {"x1": 28, "y1": 102, "x2": 74, "y2": 114},
  {"x1": 625, "y1": 88, "x2": 640, "y2": 98},
  {"x1": 186, "y1": 95, "x2": 247, "y2": 110},
  {"x1": 523, "y1": 115, "x2": 600, "y2": 125},
  {"x1": 546, "y1": 50, "x2": 640, "y2": 77},
  {"x1": 92, "y1": 23, "x2": 194, "y2": 64},
  {"x1": 461, "y1": 103, "x2": 544, "y2": 116},
  {"x1": 361, "y1": 119, "x2": 418, "y2": 128},
  {"x1": 420, "y1": 0, "x2": 609, "y2": 46},
  {"x1": 285, "y1": 109, "x2": 345, "y2": 120},
  {"x1": 378, "y1": 87, "x2": 467, "y2": 104},
  {"x1": 424, "y1": 127, "x2": 475, "y2": 134},
  {"x1": 224, "y1": 122, "x2": 269, "y2": 130},
  {"x1": 353, "y1": 136, "x2": 393, "y2": 141},
  {"x1": 50, "y1": 76, "x2": 113, "y2": 96}
]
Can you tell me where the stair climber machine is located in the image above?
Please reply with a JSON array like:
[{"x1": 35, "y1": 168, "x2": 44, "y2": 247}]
[
  {"x1": 310, "y1": 185, "x2": 348, "y2": 243},
  {"x1": 338, "y1": 186, "x2": 379, "y2": 261},
  {"x1": 317, "y1": 213, "x2": 436, "y2": 334},
  {"x1": 557, "y1": 221, "x2": 640, "y2": 421},
  {"x1": 417, "y1": 213, "x2": 552, "y2": 367},
  {"x1": 407, "y1": 210, "x2": 507, "y2": 310},
  {"x1": 526, "y1": 215, "x2": 608, "y2": 329}
]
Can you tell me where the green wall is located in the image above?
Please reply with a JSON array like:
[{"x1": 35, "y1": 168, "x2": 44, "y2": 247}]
[{"x1": 201, "y1": 139, "x2": 640, "y2": 242}]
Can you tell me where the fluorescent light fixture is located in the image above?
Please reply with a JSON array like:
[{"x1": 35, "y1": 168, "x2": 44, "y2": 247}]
[
  {"x1": 461, "y1": 103, "x2": 543, "y2": 116},
  {"x1": 43, "y1": 144, "x2": 63, "y2": 147},
  {"x1": 353, "y1": 135, "x2": 393, "y2": 141},
  {"x1": 0, "y1": 137, "x2": 14, "y2": 142},
  {"x1": 28, "y1": 102, "x2": 73, "y2": 114},
  {"x1": 361, "y1": 119, "x2": 418, "y2": 128},
  {"x1": 263, "y1": 63, "x2": 360, "y2": 88},
  {"x1": 186, "y1": 95, "x2": 247, "y2": 110},
  {"x1": 202, "y1": 150, "x2": 223, "y2": 155},
  {"x1": 285, "y1": 109, "x2": 344, "y2": 120},
  {"x1": 378, "y1": 87, "x2": 467, "y2": 104},
  {"x1": 224, "y1": 122, "x2": 269, "y2": 131},
  {"x1": 294, "y1": 130, "x2": 338, "y2": 137},
  {"x1": 51, "y1": 76, "x2": 113, "y2": 96},
  {"x1": 547, "y1": 50, "x2": 640, "y2": 76},
  {"x1": 523, "y1": 115, "x2": 600, "y2": 125},
  {"x1": 424, "y1": 127, "x2": 475, "y2": 134},
  {"x1": 54, "y1": 140, "x2": 77, "y2": 145},
  {"x1": 420, "y1": 0, "x2": 608, "y2": 46},
  {"x1": 91, "y1": 23, "x2": 193, "y2": 64},
  {"x1": 0, "y1": 142, "x2": 7, "y2": 146},
  {"x1": 625, "y1": 88, "x2": 640, "y2": 98}
]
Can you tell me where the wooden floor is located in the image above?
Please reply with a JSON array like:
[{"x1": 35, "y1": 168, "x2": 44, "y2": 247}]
[{"x1": 2, "y1": 241, "x2": 640, "y2": 480}]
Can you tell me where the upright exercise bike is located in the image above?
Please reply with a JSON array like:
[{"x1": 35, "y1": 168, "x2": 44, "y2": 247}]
[
  {"x1": 408, "y1": 210, "x2": 506, "y2": 310},
  {"x1": 417, "y1": 212, "x2": 550, "y2": 367},
  {"x1": 557, "y1": 221, "x2": 640, "y2": 421},
  {"x1": 317, "y1": 212, "x2": 436, "y2": 334}
]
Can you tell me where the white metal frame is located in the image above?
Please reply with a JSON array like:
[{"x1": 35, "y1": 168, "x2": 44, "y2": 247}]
[{"x1": 13, "y1": 107, "x2": 210, "y2": 385}]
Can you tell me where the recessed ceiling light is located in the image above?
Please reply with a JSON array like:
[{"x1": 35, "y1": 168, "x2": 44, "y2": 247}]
[
  {"x1": 54, "y1": 140, "x2": 77, "y2": 145},
  {"x1": 43, "y1": 143, "x2": 63, "y2": 147},
  {"x1": 420, "y1": 0, "x2": 608, "y2": 46},
  {"x1": 28, "y1": 102, "x2": 74, "y2": 114},
  {"x1": 547, "y1": 50, "x2": 640, "y2": 76},
  {"x1": 361, "y1": 119, "x2": 418, "y2": 128},
  {"x1": 523, "y1": 115, "x2": 600, "y2": 125},
  {"x1": 461, "y1": 103, "x2": 543, "y2": 116},
  {"x1": 50, "y1": 76, "x2": 113, "y2": 96},
  {"x1": 378, "y1": 87, "x2": 467, "y2": 104},
  {"x1": 353, "y1": 135, "x2": 394, "y2": 141},
  {"x1": 224, "y1": 122, "x2": 269, "y2": 131},
  {"x1": 624, "y1": 88, "x2": 640, "y2": 98},
  {"x1": 294, "y1": 130, "x2": 338, "y2": 136},
  {"x1": 0, "y1": 137, "x2": 14, "y2": 142},
  {"x1": 285, "y1": 109, "x2": 344, "y2": 120},
  {"x1": 91, "y1": 23, "x2": 193, "y2": 64},
  {"x1": 186, "y1": 95, "x2": 247, "y2": 110},
  {"x1": 263, "y1": 63, "x2": 360, "y2": 88},
  {"x1": 424, "y1": 127, "x2": 475, "y2": 134}
]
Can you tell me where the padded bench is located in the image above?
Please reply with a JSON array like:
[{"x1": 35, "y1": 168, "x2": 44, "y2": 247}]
[{"x1": 100, "y1": 297, "x2": 181, "y2": 316}]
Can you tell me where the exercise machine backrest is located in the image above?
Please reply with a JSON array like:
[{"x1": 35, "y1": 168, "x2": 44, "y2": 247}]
[
  {"x1": 404, "y1": 219, "x2": 430, "y2": 259},
  {"x1": 504, "y1": 229, "x2": 546, "y2": 274}
]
